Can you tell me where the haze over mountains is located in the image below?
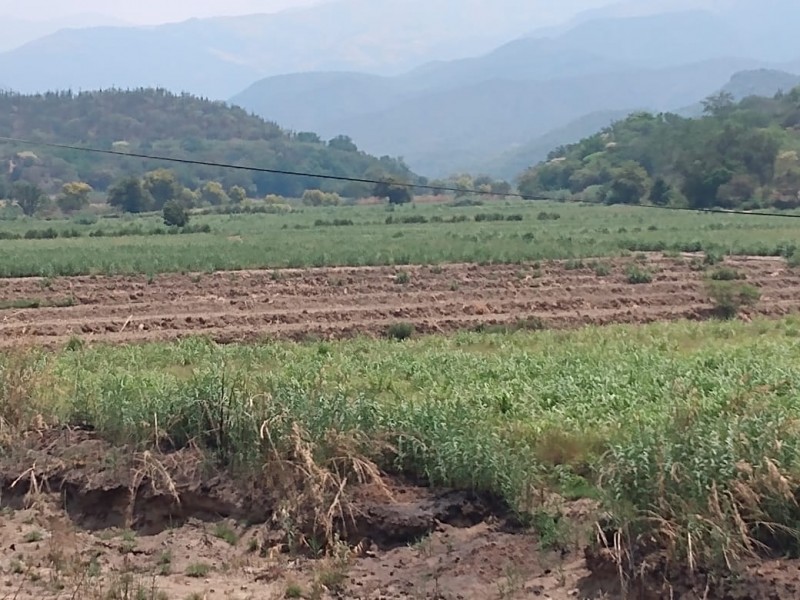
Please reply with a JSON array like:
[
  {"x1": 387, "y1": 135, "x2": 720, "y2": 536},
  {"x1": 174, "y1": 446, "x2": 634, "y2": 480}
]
[
  {"x1": 2, "y1": 0, "x2": 800, "y2": 179},
  {"x1": 0, "y1": 0, "x2": 618, "y2": 98}
]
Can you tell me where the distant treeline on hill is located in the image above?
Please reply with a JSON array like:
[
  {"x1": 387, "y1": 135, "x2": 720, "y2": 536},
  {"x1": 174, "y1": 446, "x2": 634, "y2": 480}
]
[
  {"x1": 518, "y1": 88, "x2": 800, "y2": 211},
  {"x1": 0, "y1": 88, "x2": 419, "y2": 200}
]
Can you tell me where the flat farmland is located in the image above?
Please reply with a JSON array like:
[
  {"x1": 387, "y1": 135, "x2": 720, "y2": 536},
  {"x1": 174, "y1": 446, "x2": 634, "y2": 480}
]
[
  {"x1": 0, "y1": 254, "x2": 797, "y2": 347},
  {"x1": 1, "y1": 201, "x2": 800, "y2": 277},
  {"x1": 5, "y1": 201, "x2": 800, "y2": 599}
]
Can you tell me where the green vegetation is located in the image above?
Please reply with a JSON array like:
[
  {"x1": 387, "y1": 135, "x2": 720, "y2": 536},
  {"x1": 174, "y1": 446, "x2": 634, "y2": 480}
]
[
  {"x1": 1, "y1": 201, "x2": 800, "y2": 277},
  {"x1": 184, "y1": 563, "x2": 212, "y2": 578},
  {"x1": 624, "y1": 264, "x2": 653, "y2": 284},
  {"x1": 706, "y1": 280, "x2": 762, "y2": 319},
  {"x1": 386, "y1": 322, "x2": 415, "y2": 340},
  {"x1": 0, "y1": 89, "x2": 418, "y2": 204},
  {"x1": 519, "y1": 88, "x2": 800, "y2": 210},
  {"x1": 6, "y1": 318, "x2": 800, "y2": 571}
]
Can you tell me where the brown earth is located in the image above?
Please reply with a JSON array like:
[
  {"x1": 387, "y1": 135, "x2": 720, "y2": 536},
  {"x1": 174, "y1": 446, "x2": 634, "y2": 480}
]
[
  {"x1": 0, "y1": 254, "x2": 798, "y2": 348},
  {"x1": 1, "y1": 430, "x2": 800, "y2": 599}
]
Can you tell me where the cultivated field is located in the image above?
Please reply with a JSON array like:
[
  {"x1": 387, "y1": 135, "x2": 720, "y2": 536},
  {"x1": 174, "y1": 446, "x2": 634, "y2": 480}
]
[
  {"x1": 0, "y1": 254, "x2": 798, "y2": 347},
  {"x1": 1, "y1": 201, "x2": 800, "y2": 276},
  {"x1": 3, "y1": 200, "x2": 800, "y2": 599}
]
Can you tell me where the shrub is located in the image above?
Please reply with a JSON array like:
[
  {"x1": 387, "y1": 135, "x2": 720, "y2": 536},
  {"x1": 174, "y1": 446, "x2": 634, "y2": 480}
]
[
  {"x1": 706, "y1": 281, "x2": 760, "y2": 319},
  {"x1": 185, "y1": 563, "x2": 212, "y2": 578},
  {"x1": 474, "y1": 213, "x2": 506, "y2": 222},
  {"x1": 163, "y1": 200, "x2": 189, "y2": 228},
  {"x1": 703, "y1": 250, "x2": 723, "y2": 266},
  {"x1": 394, "y1": 271, "x2": 411, "y2": 285},
  {"x1": 709, "y1": 267, "x2": 746, "y2": 281},
  {"x1": 625, "y1": 265, "x2": 653, "y2": 284},
  {"x1": 386, "y1": 322, "x2": 415, "y2": 340},
  {"x1": 537, "y1": 211, "x2": 562, "y2": 221},
  {"x1": 591, "y1": 262, "x2": 612, "y2": 277},
  {"x1": 564, "y1": 259, "x2": 584, "y2": 271}
]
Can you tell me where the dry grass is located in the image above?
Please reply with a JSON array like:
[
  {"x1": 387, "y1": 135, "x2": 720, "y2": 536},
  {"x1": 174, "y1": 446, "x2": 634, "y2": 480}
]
[{"x1": 261, "y1": 422, "x2": 392, "y2": 552}]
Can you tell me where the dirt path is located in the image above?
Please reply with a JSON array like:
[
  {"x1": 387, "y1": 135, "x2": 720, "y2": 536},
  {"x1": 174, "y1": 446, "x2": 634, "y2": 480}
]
[{"x1": 0, "y1": 254, "x2": 797, "y2": 347}]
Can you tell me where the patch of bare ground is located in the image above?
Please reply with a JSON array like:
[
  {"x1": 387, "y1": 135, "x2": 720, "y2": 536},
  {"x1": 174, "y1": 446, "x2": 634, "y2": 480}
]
[
  {"x1": 0, "y1": 254, "x2": 798, "y2": 348},
  {"x1": 0, "y1": 431, "x2": 799, "y2": 599}
]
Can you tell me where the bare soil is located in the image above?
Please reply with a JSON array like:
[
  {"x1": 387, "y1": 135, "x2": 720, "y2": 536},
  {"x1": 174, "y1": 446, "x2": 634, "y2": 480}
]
[
  {"x1": 0, "y1": 254, "x2": 798, "y2": 347},
  {"x1": 1, "y1": 431, "x2": 800, "y2": 599}
]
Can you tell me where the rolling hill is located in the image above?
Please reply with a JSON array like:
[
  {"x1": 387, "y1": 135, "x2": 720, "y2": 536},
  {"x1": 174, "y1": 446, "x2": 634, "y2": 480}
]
[
  {"x1": 488, "y1": 68, "x2": 800, "y2": 180},
  {"x1": 517, "y1": 85, "x2": 800, "y2": 211},
  {"x1": 0, "y1": 89, "x2": 417, "y2": 198}
]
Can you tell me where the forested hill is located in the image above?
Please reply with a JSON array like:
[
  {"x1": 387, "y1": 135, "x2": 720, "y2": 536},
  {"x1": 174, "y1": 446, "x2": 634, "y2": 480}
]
[
  {"x1": 518, "y1": 87, "x2": 800, "y2": 210},
  {"x1": 0, "y1": 88, "x2": 418, "y2": 198}
]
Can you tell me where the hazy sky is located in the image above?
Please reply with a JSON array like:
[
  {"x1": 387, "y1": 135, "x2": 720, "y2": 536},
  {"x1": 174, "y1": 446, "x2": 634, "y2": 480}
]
[{"x1": 0, "y1": 0, "x2": 329, "y2": 24}]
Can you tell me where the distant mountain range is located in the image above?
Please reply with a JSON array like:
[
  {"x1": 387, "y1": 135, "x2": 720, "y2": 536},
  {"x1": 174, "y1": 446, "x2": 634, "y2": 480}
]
[
  {"x1": 0, "y1": 14, "x2": 128, "y2": 53},
  {"x1": 3, "y1": 0, "x2": 800, "y2": 179},
  {"x1": 234, "y1": 4, "x2": 800, "y2": 176},
  {"x1": 0, "y1": 0, "x2": 619, "y2": 99}
]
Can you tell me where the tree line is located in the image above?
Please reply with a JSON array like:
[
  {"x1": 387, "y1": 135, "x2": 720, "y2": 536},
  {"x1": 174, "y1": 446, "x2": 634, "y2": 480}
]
[{"x1": 518, "y1": 87, "x2": 800, "y2": 210}]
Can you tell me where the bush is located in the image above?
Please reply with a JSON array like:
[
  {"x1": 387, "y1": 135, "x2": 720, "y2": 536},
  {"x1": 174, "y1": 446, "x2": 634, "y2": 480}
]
[
  {"x1": 706, "y1": 281, "x2": 761, "y2": 319},
  {"x1": 386, "y1": 322, "x2": 415, "y2": 340},
  {"x1": 709, "y1": 268, "x2": 746, "y2": 281},
  {"x1": 163, "y1": 200, "x2": 189, "y2": 228},
  {"x1": 625, "y1": 265, "x2": 653, "y2": 284},
  {"x1": 394, "y1": 271, "x2": 411, "y2": 285},
  {"x1": 537, "y1": 211, "x2": 562, "y2": 221},
  {"x1": 591, "y1": 262, "x2": 612, "y2": 277},
  {"x1": 474, "y1": 213, "x2": 507, "y2": 222},
  {"x1": 315, "y1": 219, "x2": 354, "y2": 227},
  {"x1": 564, "y1": 259, "x2": 584, "y2": 271},
  {"x1": 703, "y1": 250, "x2": 723, "y2": 266}
]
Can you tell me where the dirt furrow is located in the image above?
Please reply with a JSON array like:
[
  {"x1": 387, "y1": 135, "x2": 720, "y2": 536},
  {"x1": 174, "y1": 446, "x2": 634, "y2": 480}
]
[{"x1": 0, "y1": 255, "x2": 798, "y2": 347}]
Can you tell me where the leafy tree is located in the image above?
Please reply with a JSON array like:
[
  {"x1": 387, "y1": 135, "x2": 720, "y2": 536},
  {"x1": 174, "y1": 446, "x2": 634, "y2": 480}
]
[
  {"x1": 179, "y1": 187, "x2": 199, "y2": 208},
  {"x1": 199, "y1": 181, "x2": 229, "y2": 206},
  {"x1": 11, "y1": 181, "x2": 46, "y2": 216},
  {"x1": 296, "y1": 132, "x2": 322, "y2": 143},
  {"x1": 681, "y1": 166, "x2": 732, "y2": 209},
  {"x1": 229, "y1": 185, "x2": 247, "y2": 204},
  {"x1": 328, "y1": 135, "x2": 358, "y2": 152},
  {"x1": 57, "y1": 181, "x2": 93, "y2": 213},
  {"x1": 143, "y1": 169, "x2": 182, "y2": 209},
  {"x1": 604, "y1": 162, "x2": 650, "y2": 205},
  {"x1": 702, "y1": 91, "x2": 735, "y2": 116},
  {"x1": 301, "y1": 189, "x2": 341, "y2": 206},
  {"x1": 374, "y1": 177, "x2": 413, "y2": 205},
  {"x1": 107, "y1": 177, "x2": 152, "y2": 213},
  {"x1": 162, "y1": 200, "x2": 189, "y2": 227},
  {"x1": 490, "y1": 180, "x2": 512, "y2": 196},
  {"x1": 716, "y1": 174, "x2": 758, "y2": 208},
  {"x1": 649, "y1": 177, "x2": 671, "y2": 206}
]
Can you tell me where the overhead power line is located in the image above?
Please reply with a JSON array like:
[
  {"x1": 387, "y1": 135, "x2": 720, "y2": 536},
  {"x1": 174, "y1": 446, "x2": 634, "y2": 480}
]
[{"x1": 1, "y1": 135, "x2": 799, "y2": 220}]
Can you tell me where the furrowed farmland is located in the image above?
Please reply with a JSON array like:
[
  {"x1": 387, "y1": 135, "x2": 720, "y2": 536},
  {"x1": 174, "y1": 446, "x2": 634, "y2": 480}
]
[{"x1": 3, "y1": 200, "x2": 800, "y2": 599}]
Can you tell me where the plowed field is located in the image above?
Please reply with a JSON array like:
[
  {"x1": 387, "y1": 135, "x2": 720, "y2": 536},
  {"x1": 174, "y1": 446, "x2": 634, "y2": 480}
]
[{"x1": 1, "y1": 254, "x2": 797, "y2": 347}]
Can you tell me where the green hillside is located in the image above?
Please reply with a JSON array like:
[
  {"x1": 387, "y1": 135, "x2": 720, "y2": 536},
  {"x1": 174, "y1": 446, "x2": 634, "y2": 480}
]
[
  {"x1": 0, "y1": 88, "x2": 417, "y2": 199},
  {"x1": 518, "y1": 87, "x2": 800, "y2": 210}
]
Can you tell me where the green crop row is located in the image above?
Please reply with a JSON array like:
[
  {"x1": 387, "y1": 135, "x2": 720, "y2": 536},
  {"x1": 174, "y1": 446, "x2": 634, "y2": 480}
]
[
  {"x1": 0, "y1": 201, "x2": 799, "y2": 277},
  {"x1": 4, "y1": 317, "x2": 800, "y2": 570}
]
